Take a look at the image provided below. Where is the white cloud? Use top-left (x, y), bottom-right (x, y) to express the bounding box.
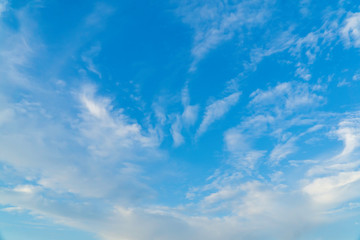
top-left (1, 206), bottom-right (23, 212)
top-left (247, 28), bottom-right (296, 69)
top-left (0, 82), bottom-right (163, 203)
top-left (270, 137), bottom-right (297, 164)
top-left (221, 82), bottom-right (326, 170)
top-left (13, 185), bottom-right (40, 194)
top-left (171, 115), bottom-right (185, 147)
top-left (250, 82), bottom-right (324, 112)
top-left (246, 9), bottom-right (344, 76)
top-left (80, 85), bottom-right (110, 119)
top-left (183, 113), bottom-right (360, 240)
top-left (81, 43), bottom-right (102, 78)
top-left (225, 129), bottom-right (249, 153)
top-left (184, 177), bottom-right (323, 240)
top-left (152, 99), bottom-right (167, 126)
top-left (341, 12), bottom-right (360, 48)
top-left (178, 0), bottom-right (274, 70)
top-left (295, 63), bottom-right (312, 81)
top-left (196, 92), bottom-right (241, 138)
top-left (182, 105), bottom-right (198, 126)
top-left (305, 116), bottom-right (360, 177)
top-left (181, 85), bottom-right (199, 126)
top-left (169, 85), bottom-right (199, 147)
top-left (0, 8), bottom-right (41, 89)
top-left (353, 73), bottom-right (360, 81)
top-left (224, 128), bottom-right (265, 169)
top-left (335, 117), bottom-right (360, 157)
top-left (250, 82), bottom-right (291, 105)
top-left (304, 171), bottom-right (360, 206)
top-left (302, 114), bottom-right (360, 210)
top-left (0, 91), bottom-right (357, 240)
top-left (78, 85), bottom-right (160, 157)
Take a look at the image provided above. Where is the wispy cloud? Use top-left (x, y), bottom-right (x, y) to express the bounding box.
top-left (178, 0), bottom-right (275, 70)
top-left (246, 8), bottom-right (345, 78)
top-left (0, 83), bottom-right (163, 203)
top-left (224, 128), bottom-right (266, 170)
top-left (220, 81), bottom-right (327, 172)
top-left (81, 43), bottom-right (102, 78)
top-left (249, 81), bottom-right (324, 112)
top-left (78, 85), bottom-right (160, 156)
top-left (341, 12), bottom-right (360, 48)
top-left (246, 27), bottom-right (297, 70)
top-left (304, 170), bottom-right (360, 205)
top-left (269, 137), bottom-right (297, 164)
top-left (185, 112), bottom-right (360, 240)
top-left (0, 8), bottom-right (41, 89)
top-left (196, 92), bottom-right (241, 138)
top-left (170, 84), bottom-right (199, 146)
top-left (0, 3), bottom-right (162, 205)
top-left (181, 85), bottom-right (199, 126)
top-left (171, 114), bottom-right (185, 146)
top-left (303, 114), bottom-right (360, 209)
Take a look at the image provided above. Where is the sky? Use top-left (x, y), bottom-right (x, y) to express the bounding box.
top-left (1, 0), bottom-right (360, 239)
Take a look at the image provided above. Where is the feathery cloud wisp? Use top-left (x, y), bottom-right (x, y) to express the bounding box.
top-left (196, 92), bottom-right (241, 138)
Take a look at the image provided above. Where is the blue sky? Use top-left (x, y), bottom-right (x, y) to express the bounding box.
top-left (1, 0), bottom-right (360, 239)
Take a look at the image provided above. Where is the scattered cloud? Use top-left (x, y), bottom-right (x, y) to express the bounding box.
top-left (269, 137), bottom-right (298, 164)
top-left (335, 116), bottom-right (360, 158)
top-left (170, 84), bottom-right (199, 147)
top-left (0, 82), bottom-right (163, 203)
top-left (353, 73), bottom-right (360, 81)
top-left (0, 8), bottom-right (40, 89)
top-left (249, 81), bottom-right (324, 112)
top-left (171, 115), bottom-right (185, 146)
top-left (178, 0), bottom-right (275, 70)
top-left (341, 12), bottom-right (360, 48)
top-left (295, 63), bottom-right (312, 81)
top-left (220, 81), bottom-right (327, 172)
top-left (224, 128), bottom-right (265, 170)
top-left (246, 8), bottom-right (344, 77)
top-left (186, 113), bottom-right (360, 240)
top-left (81, 43), bottom-right (102, 78)
top-left (196, 92), bottom-right (241, 138)
top-left (247, 28), bottom-right (296, 70)
top-left (304, 170), bottom-right (360, 205)
top-left (303, 114), bottom-right (360, 208)
top-left (181, 86), bottom-right (199, 126)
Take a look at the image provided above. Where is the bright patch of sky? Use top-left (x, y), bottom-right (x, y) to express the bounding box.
top-left (1, 0), bottom-right (360, 239)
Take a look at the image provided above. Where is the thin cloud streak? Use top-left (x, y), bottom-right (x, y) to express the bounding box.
top-left (196, 92), bottom-right (241, 138)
